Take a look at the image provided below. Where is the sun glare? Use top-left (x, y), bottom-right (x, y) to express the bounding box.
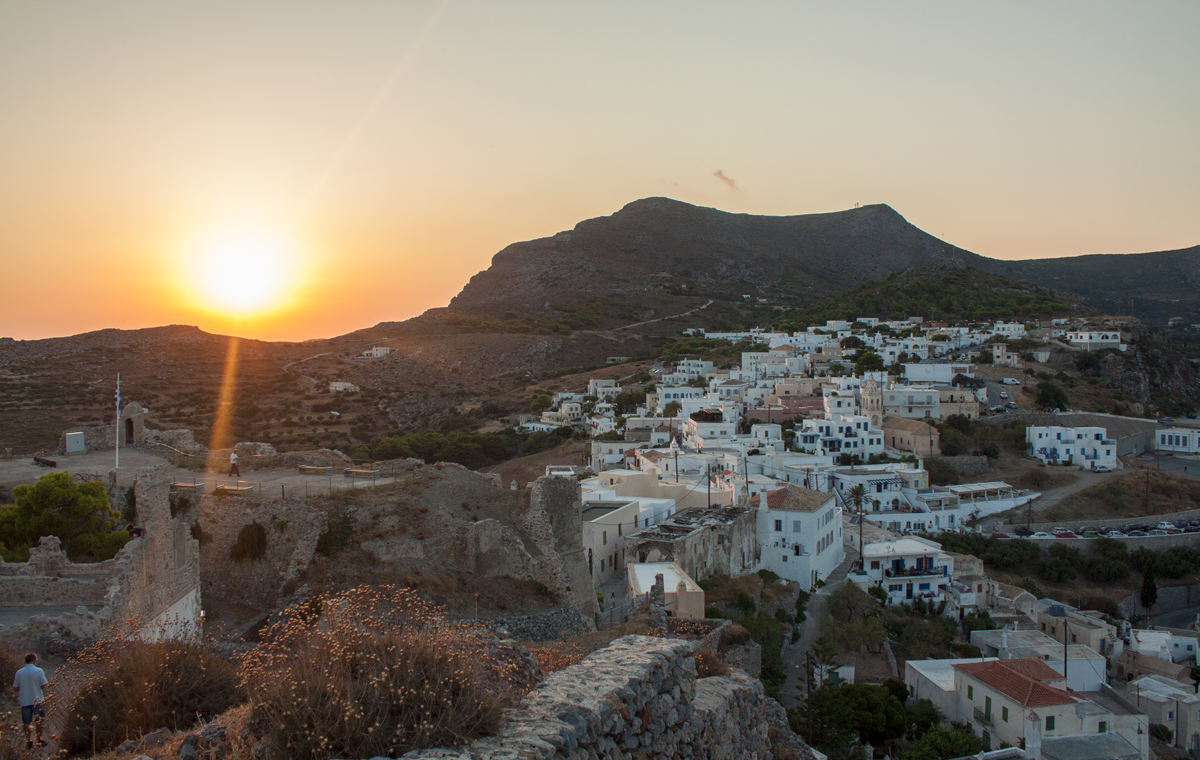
top-left (197, 233), bottom-right (291, 315)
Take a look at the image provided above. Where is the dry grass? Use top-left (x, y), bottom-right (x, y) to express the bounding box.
top-left (761, 578), bottom-right (798, 605)
top-left (1013, 468), bottom-right (1079, 491)
top-left (59, 641), bottom-right (244, 755)
top-left (524, 619), bottom-right (658, 673)
top-left (1042, 470), bottom-right (1200, 522)
top-left (243, 585), bottom-right (536, 760)
top-left (694, 649), bottom-right (729, 678)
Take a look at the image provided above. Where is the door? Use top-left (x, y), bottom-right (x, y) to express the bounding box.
top-left (906, 583), bottom-right (913, 600)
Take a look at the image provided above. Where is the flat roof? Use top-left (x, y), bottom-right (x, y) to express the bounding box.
top-left (906, 657), bottom-right (997, 691)
top-left (946, 482), bottom-right (1013, 493)
top-left (863, 537), bottom-right (943, 557)
top-left (1130, 675), bottom-right (1200, 703)
top-left (1040, 732), bottom-right (1140, 760)
top-left (629, 562), bottom-right (700, 594)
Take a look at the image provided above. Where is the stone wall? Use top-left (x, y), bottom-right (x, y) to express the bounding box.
top-left (185, 494), bottom-right (327, 610)
top-left (1119, 579), bottom-right (1200, 619)
top-left (933, 455), bottom-right (990, 476)
top-left (1015, 508), bottom-right (1200, 533)
top-left (401, 635), bottom-right (816, 759)
top-left (487, 606), bottom-right (590, 641)
top-left (524, 475), bottom-right (598, 626)
top-left (0, 466), bottom-right (201, 643)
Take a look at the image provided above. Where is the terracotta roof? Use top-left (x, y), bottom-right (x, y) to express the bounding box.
top-left (881, 415), bottom-right (938, 434)
top-left (953, 659), bottom-right (1078, 707)
top-left (749, 484), bottom-right (831, 513)
top-left (640, 451), bottom-right (665, 462)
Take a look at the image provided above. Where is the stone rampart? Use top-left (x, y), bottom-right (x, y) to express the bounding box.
top-left (401, 634), bottom-right (814, 759)
top-left (487, 606), bottom-right (590, 641)
top-left (524, 475), bottom-right (598, 626)
top-left (188, 494), bottom-right (327, 610)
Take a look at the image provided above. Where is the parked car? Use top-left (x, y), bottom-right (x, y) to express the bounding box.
top-left (1082, 530), bottom-right (1100, 538)
top-left (1187, 413), bottom-right (1197, 419)
top-left (1156, 522), bottom-right (1175, 530)
top-left (1005, 401), bottom-right (1018, 409)
top-left (1029, 532), bottom-right (1053, 539)
top-left (1014, 526), bottom-right (1032, 536)
top-left (1001, 378), bottom-right (1020, 385)
top-left (1054, 531), bottom-right (1079, 539)
top-left (1159, 417), bottom-right (1174, 424)
top-left (1106, 531), bottom-right (1127, 538)
top-left (1149, 529), bottom-right (1169, 536)
top-left (1094, 466), bottom-right (1112, 473)
top-left (1129, 530), bottom-right (1149, 537)
top-left (989, 406), bottom-right (1007, 414)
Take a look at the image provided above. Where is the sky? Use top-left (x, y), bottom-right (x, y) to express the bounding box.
top-left (1, 1), bottom-right (1197, 342)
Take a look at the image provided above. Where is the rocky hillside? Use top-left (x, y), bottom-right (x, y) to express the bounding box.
top-left (447, 197), bottom-right (1199, 327)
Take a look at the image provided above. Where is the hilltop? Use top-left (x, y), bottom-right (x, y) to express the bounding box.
top-left (447, 197), bottom-right (1200, 327)
top-left (777, 259), bottom-right (1092, 328)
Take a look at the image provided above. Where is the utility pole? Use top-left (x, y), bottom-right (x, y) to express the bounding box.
top-left (1063, 619), bottom-right (1069, 689)
top-left (707, 463), bottom-right (711, 509)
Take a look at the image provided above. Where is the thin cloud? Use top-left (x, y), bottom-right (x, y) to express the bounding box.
top-left (713, 170), bottom-right (738, 190)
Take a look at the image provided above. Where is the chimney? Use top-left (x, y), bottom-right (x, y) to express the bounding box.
top-left (1001, 629), bottom-right (1008, 658)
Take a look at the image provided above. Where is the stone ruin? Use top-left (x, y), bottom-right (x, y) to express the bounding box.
top-left (0, 466), bottom-right (201, 645)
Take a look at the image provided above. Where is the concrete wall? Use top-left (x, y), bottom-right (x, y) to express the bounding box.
top-left (1013, 509), bottom-right (1200, 534)
top-left (402, 635), bottom-right (815, 759)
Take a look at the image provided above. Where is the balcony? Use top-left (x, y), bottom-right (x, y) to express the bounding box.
top-left (973, 707), bottom-right (993, 727)
top-left (884, 565), bottom-right (948, 579)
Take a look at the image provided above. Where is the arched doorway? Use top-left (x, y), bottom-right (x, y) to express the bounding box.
top-left (124, 418), bottom-right (134, 447)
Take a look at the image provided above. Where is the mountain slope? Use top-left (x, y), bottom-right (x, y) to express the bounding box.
top-left (776, 259), bottom-right (1092, 328)
top-left (447, 197), bottom-right (1199, 326)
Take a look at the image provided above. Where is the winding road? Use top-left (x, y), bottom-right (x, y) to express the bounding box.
top-left (612, 300), bottom-right (713, 331)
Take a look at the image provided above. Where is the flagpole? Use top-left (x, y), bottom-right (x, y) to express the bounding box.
top-left (115, 373), bottom-right (120, 470)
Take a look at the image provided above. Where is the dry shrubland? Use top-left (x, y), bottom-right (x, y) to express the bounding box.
top-left (241, 585), bottom-right (537, 760)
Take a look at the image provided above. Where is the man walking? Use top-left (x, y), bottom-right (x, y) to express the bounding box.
top-left (13, 653), bottom-right (48, 749)
top-left (230, 450), bottom-right (240, 478)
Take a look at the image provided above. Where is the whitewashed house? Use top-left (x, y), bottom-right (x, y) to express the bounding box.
top-left (752, 485), bottom-right (843, 589)
top-left (1065, 330), bottom-right (1126, 352)
top-left (329, 381), bottom-right (360, 392)
top-left (1026, 425), bottom-right (1118, 470)
top-left (854, 536), bottom-right (953, 605)
top-left (796, 414), bottom-right (884, 459)
top-left (362, 346), bottom-right (392, 358)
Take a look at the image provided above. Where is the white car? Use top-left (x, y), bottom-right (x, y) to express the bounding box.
top-left (1001, 378), bottom-right (1020, 385)
top-left (999, 391), bottom-right (1009, 399)
top-left (1156, 522), bottom-right (1175, 530)
top-left (1106, 531), bottom-right (1127, 538)
top-left (1029, 532), bottom-right (1053, 539)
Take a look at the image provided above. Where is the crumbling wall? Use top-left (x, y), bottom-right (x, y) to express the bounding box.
top-left (403, 635), bottom-right (816, 759)
top-left (524, 475), bottom-right (597, 625)
top-left (188, 495), bottom-right (327, 610)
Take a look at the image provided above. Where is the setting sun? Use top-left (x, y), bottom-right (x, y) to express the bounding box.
top-left (196, 233), bottom-right (291, 315)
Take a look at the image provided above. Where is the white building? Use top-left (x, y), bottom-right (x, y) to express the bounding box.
top-left (752, 485), bottom-right (843, 589)
top-left (796, 414), bottom-right (884, 459)
top-left (993, 321), bottom-right (1027, 339)
top-left (587, 378), bottom-right (621, 398)
top-left (1026, 425), bottom-right (1118, 470)
top-left (582, 499), bottom-right (641, 585)
top-left (362, 346), bottom-right (392, 358)
top-left (1156, 428), bottom-right (1200, 455)
top-left (854, 536), bottom-right (952, 605)
top-left (902, 363), bottom-right (973, 385)
top-left (1066, 330), bottom-right (1126, 352)
top-left (329, 381), bottom-right (360, 392)
top-left (883, 385), bottom-right (940, 420)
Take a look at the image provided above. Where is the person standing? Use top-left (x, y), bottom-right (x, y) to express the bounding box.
top-left (13, 653), bottom-right (48, 749)
top-left (230, 450), bottom-right (240, 478)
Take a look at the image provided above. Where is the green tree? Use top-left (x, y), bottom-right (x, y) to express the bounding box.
top-left (901, 724), bottom-right (981, 760)
top-left (663, 401), bottom-right (682, 417)
top-left (1036, 381), bottom-right (1069, 409)
top-left (0, 472), bottom-right (127, 561)
top-left (904, 698), bottom-right (943, 741)
top-left (976, 349), bottom-right (993, 364)
top-left (1141, 571), bottom-right (1158, 614)
top-left (612, 391), bottom-right (647, 415)
top-left (855, 352), bottom-right (884, 375)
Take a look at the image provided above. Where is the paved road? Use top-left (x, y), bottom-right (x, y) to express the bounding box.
top-left (1133, 454), bottom-right (1200, 479)
top-left (979, 470), bottom-right (1106, 532)
top-left (1152, 605), bottom-right (1200, 630)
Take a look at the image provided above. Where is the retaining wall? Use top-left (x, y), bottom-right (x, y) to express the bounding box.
top-left (401, 634), bottom-right (815, 759)
top-left (1008, 508), bottom-right (1200, 534)
top-left (936, 455), bottom-right (990, 476)
top-left (1025, 534), bottom-right (1200, 552)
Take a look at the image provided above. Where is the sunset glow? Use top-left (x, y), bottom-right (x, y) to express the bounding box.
top-left (194, 232), bottom-right (294, 317)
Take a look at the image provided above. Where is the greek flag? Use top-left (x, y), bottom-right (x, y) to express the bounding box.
top-left (115, 374), bottom-right (121, 417)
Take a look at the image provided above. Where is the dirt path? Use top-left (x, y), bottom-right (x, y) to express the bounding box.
top-left (980, 470), bottom-right (1105, 531)
top-left (282, 352), bottom-right (332, 387)
top-left (612, 300), bottom-right (713, 331)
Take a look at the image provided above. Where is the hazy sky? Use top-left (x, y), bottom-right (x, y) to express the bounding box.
top-left (2, 1), bottom-right (1197, 342)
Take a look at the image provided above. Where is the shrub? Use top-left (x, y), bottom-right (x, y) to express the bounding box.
top-left (734, 591), bottom-right (757, 616)
top-left (1150, 723), bottom-right (1173, 743)
top-left (0, 473), bottom-right (124, 561)
top-left (1084, 555), bottom-right (1130, 582)
top-left (1013, 577), bottom-right (1044, 598)
top-left (795, 589), bottom-right (811, 623)
top-left (230, 522), bottom-right (268, 562)
top-left (60, 642), bottom-right (243, 754)
top-left (245, 586), bottom-right (524, 760)
top-left (757, 568), bottom-right (780, 584)
top-left (1090, 537), bottom-right (1128, 562)
top-left (122, 486), bottom-right (137, 523)
top-left (316, 508), bottom-right (355, 556)
top-left (1037, 557), bottom-right (1077, 583)
top-left (695, 649), bottom-right (730, 678)
top-left (1047, 543), bottom-right (1082, 564)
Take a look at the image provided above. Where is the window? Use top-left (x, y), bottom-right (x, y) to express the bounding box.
top-left (967, 686), bottom-right (973, 700)
top-left (1002, 706), bottom-right (1008, 723)
top-left (774, 520), bottom-right (782, 532)
top-left (1098, 721), bottom-right (1106, 734)
top-left (1045, 716), bottom-right (1055, 731)
top-left (602, 531), bottom-right (607, 545)
top-left (871, 561), bottom-right (880, 570)
top-left (618, 523), bottom-right (622, 537)
top-left (984, 696), bottom-right (992, 720)
top-left (782, 555), bottom-right (787, 563)
top-left (1168, 711), bottom-right (1175, 721)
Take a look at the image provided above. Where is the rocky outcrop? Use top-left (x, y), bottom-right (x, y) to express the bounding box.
top-left (401, 634), bottom-right (817, 759)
